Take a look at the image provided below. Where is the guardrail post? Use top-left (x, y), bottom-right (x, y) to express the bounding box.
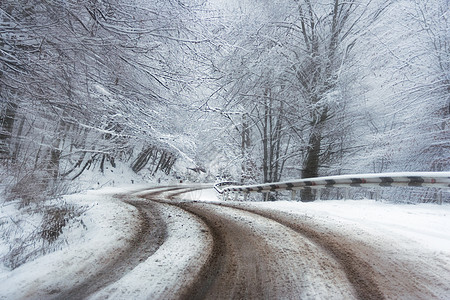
top-left (265, 192), bottom-right (269, 202)
top-left (344, 189), bottom-right (349, 200)
top-left (291, 190), bottom-right (296, 201)
top-left (438, 190), bottom-right (443, 205)
top-left (234, 192), bottom-right (238, 201)
top-left (316, 189), bottom-right (321, 201)
top-left (244, 192), bottom-right (248, 201)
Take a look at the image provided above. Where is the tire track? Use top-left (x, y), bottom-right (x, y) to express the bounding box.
top-left (55, 197), bottom-right (167, 300)
top-left (213, 202), bottom-right (385, 300)
top-left (50, 185), bottom-right (447, 299)
top-left (173, 201), bottom-right (359, 300)
top-left (200, 201), bottom-right (450, 299)
top-left (176, 204), bottom-right (227, 300)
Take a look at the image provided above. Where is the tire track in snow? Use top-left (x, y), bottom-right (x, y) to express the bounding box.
top-left (88, 196), bottom-right (213, 299)
top-left (212, 201), bottom-right (450, 299)
top-left (55, 197), bottom-right (167, 299)
top-left (173, 201), bottom-right (359, 300)
top-left (50, 185), bottom-right (449, 299)
top-left (211, 202), bottom-right (385, 300)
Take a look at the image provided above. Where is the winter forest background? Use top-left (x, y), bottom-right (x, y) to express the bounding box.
top-left (1, 0), bottom-right (448, 203)
top-left (0, 0), bottom-right (449, 270)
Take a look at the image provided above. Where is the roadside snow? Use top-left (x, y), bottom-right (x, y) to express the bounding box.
top-left (251, 199), bottom-right (450, 254)
top-left (89, 200), bottom-right (212, 299)
top-left (181, 189), bottom-right (450, 254)
top-left (0, 187), bottom-right (142, 299)
top-left (0, 185), bottom-right (213, 300)
top-left (180, 188), bottom-right (220, 202)
top-left (1, 185), bottom-right (448, 299)
top-left (0, 201), bottom-right (43, 273)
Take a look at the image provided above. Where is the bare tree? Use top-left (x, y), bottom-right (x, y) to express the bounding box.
top-left (0, 0), bottom-right (208, 204)
top-left (274, 0), bottom-right (391, 200)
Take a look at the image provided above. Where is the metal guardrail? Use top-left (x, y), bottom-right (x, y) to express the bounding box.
top-left (214, 172), bottom-right (450, 202)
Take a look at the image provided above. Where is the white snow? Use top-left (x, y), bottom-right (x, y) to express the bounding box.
top-left (0, 187), bottom-right (142, 299)
top-left (93, 84), bottom-right (112, 97)
top-left (0, 185), bottom-right (212, 299)
top-left (251, 199), bottom-right (450, 254)
top-left (177, 188), bottom-right (450, 254)
top-left (1, 185), bottom-right (449, 299)
top-left (89, 199), bottom-right (212, 299)
top-left (180, 188), bottom-right (220, 202)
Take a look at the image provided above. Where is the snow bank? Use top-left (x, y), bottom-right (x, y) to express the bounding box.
top-left (0, 188), bottom-right (141, 299)
top-left (251, 199), bottom-right (450, 254)
top-left (179, 188), bottom-right (220, 202)
top-left (182, 189), bottom-right (450, 254)
top-left (89, 200), bottom-right (212, 299)
top-left (0, 185), bottom-right (213, 299)
top-left (0, 201), bottom-right (44, 273)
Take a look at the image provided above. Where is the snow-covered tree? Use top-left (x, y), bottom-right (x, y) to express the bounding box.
top-left (0, 0), bottom-right (208, 204)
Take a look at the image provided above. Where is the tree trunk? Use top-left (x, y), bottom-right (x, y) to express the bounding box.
top-left (132, 146), bottom-right (153, 173)
top-left (262, 89), bottom-right (269, 183)
top-left (0, 102), bottom-right (17, 157)
top-left (301, 108), bottom-right (328, 202)
top-left (47, 120), bottom-right (65, 181)
top-left (301, 131), bottom-right (321, 201)
top-left (12, 116), bottom-right (25, 160)
top-left (241, 114), bottom-right (251, 183)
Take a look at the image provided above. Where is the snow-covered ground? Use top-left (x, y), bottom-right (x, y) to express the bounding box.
top-left (0, 186), bottom-right (142, 299)
top-left (0, 185), bottom-right (449, 299)
top-left (0, 185), bottom-right (212, 299)
top-left (182, 188), bottom-right (450, 255)
top-left (180, 188), bottom-right (221, 202)
top-left (89, 198), bottom-right (212, 299)
top-left (253, 199), bottom-right (450, 254)
top-left (176, 188), bottom-right (450, 299)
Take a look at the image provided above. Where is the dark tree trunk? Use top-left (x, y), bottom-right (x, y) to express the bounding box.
top-left (131, 147), bottom-right (153, 173)
top-left (153, 151), bottom-right (166, 175)
top-left (241, 114), bottom-right (251, 183)
top-left (49, 148), bottom-right (61, 180)
top-left (0, 102), bottom-right (17, 157)
top-left (301, 132), bottom-right (321, 201)
top-left (12, 116), bottom-right (25, 160)
top-left (301, 108), bottom-right (328, 202)
top-left (262, 91), bottom-right (269, 183)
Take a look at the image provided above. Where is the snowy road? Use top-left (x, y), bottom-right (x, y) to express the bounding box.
top-left (1, 185), bottom-right (449, 299)
top-left (176, 202), bottom-right (359, 299)
top-left (211, 203), bottom-right (450, 299)
top-left (56, 199), bottom-right (167, 299)
top-left (155, 188), bottom-right (450, 300)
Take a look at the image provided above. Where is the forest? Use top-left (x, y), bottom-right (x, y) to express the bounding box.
top-left (1, 0), bottom-right (448, 206)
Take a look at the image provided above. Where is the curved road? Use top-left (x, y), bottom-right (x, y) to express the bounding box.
top-left (50, 185), bottom-right (450, 299)
top-left (56, 197), bottom-right (167, 299)
top-left (160, 187), bottom-right (450, 300)
top-left (177, 202), bottom-right (359, 299)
